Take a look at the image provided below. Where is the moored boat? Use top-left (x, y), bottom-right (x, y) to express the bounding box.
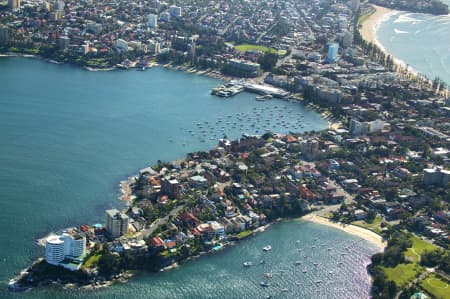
top-left (263, 245), bottom-right (272, 251)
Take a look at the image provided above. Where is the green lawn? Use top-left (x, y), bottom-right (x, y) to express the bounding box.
top-left (420, 273), bottom-right (449, 299)
top-left (83, 250), bottom-right (103, 269)
top-left (352, 215), bottom-right (383, 234)
top-left (236, 230), bottom-right (253, 239)
top-left (381, 263), bottom-right (423, 287)
top-left (405, 236), bottom-right (438, 263)
top-left (234, 44), bottom-right (278, 54)
top-left (122, 232), bottom-right (137, 239)
top-left (357, 11), bottom-right (375, 26)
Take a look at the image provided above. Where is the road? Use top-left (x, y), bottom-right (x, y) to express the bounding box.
top-left (137, 205), bottom-right (184, 241)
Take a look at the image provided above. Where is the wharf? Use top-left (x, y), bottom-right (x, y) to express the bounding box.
top-left (211, 80), bottom-right (289, 98)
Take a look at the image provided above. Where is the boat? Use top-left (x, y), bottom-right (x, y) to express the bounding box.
top-left (303, 269), bottom-right (307, 273)
top-left (263, 245), bottom-right (272, 251)
top-left (243, 261), bottom-right (253, 267)
top-left (264, 272), bottom-right (273, 278)
top-left (281, 288), bottom-right (288, 292)
top-left (313, 263), bottom-right (319, 266)
top-left (295, 261), bottom-right (302, 265)
top-left (260, 281), bottom-right (270, 287)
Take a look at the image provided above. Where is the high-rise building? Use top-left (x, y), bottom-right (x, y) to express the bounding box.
top-left (45, 233), bottom-right (86, 266)
top-left (423, 167), bottom-right (450, 186)
top-left (301, 139), bottom-right (319, 160)
top-left (149, 41), bottom-right (161, 54)
top-left (160, 11), bottom-right (170, 22)
top-left (148, 13), bottom-right (158, 28)
top-left (115, 39), bottom-right (128, 52)
top-left (58, 36), bottom-right (70, 49)
top-left (326, 43), bottom-right (339, 63)
top-left (54, 0), bottom-right (65, 13)
top-left (161, 177), bottom-right (181, 199)
top-left (342, 30), bottom-right (353, 48)
top-left (8, 0), bottom-right (20, 10)
top-left (169, 5), bottom-right (182, 17)
top-left (349, 117), bottom-right (369, 136)
top-left (45, 236), bottom-right (65, 265)
top-left (105, 209), bottom-right (129, 238)
top-left (349, 118), bottom-right (384, 136)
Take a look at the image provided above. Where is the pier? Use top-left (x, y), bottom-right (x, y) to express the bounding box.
top-left (211, 81), bottom-right (290, 99)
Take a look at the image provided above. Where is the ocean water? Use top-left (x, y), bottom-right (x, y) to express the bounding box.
top-left (29, 221), bottom-right (379, 299)
top-left (376, 4), bottom-right (450, 84)
top-left (0, 57), bottom-right (376, 299)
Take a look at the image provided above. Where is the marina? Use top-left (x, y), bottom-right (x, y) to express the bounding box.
top-left (227, 221), bottom-right (380, 298)
top-left (211, 81), bottom-right (290, 99)
top-left (181, 103), bottom-right (321, 146)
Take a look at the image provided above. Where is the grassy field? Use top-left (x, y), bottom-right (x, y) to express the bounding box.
top-left (352, 215), bottom-right (383, 234)
top-left (420, 273), bottom-right (449, 299)
top-left (357, 11), bottom-right (375, 26)
top-left (234, 44), bottom-right (278, 54)
top-left (236, 230), bottom-right (253, 239)
top-left (405, 236), bottom-right (438, 263)
top-left (381, 263), bottom-right (423, 287)
top-left (83, 249), bottom-right (103, 269)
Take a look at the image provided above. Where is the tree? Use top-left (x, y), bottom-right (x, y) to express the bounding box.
top-left (366, 210), bottom-right (377, 223)
top-left (257, 52), bottom-right (278, 71)
top-left (98, 252), bottom-right (121, 276)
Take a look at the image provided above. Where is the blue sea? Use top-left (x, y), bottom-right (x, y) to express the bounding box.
top-left (0, 57), bottom-right (383, 298)
top-left (376, 2), bottom-right (450, 84)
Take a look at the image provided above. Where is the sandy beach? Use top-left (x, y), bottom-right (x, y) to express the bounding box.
top-left (358, 5), bottom-right (420, 75)
top-left (302, 214), bottom-right (387, 251)
top-left (359, 5), bottom-right (395, 44)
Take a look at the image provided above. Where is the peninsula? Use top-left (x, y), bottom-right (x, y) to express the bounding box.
top-left (3, 0), bottom-right (450, 298)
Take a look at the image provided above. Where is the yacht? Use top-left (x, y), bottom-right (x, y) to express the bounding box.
top-left (263, 245), bottom-right (272, 252)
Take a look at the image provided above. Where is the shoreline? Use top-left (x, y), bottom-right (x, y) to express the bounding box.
top-left (359, 5), bottom-right (421, 76)
top-left (359, 5), bottom-right (395, 46)
top-left (302, 214), bottom-right (386, 251)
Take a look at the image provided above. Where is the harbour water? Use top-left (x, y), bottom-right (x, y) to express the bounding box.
top-left (376, 2), bottom-right (450, 84)
top-left (0, 57), bottom-right (375, 298)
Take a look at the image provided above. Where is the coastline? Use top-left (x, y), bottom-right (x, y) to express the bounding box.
top-left (302, 214), bottom-right (387, 251)
top-left (359, 5), bottom-right (415, 73)
top-left (359, 5), bottom-right (395, 46)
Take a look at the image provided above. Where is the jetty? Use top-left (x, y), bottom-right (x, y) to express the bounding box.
top-left (211, 81), bottom-right (289, 98)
